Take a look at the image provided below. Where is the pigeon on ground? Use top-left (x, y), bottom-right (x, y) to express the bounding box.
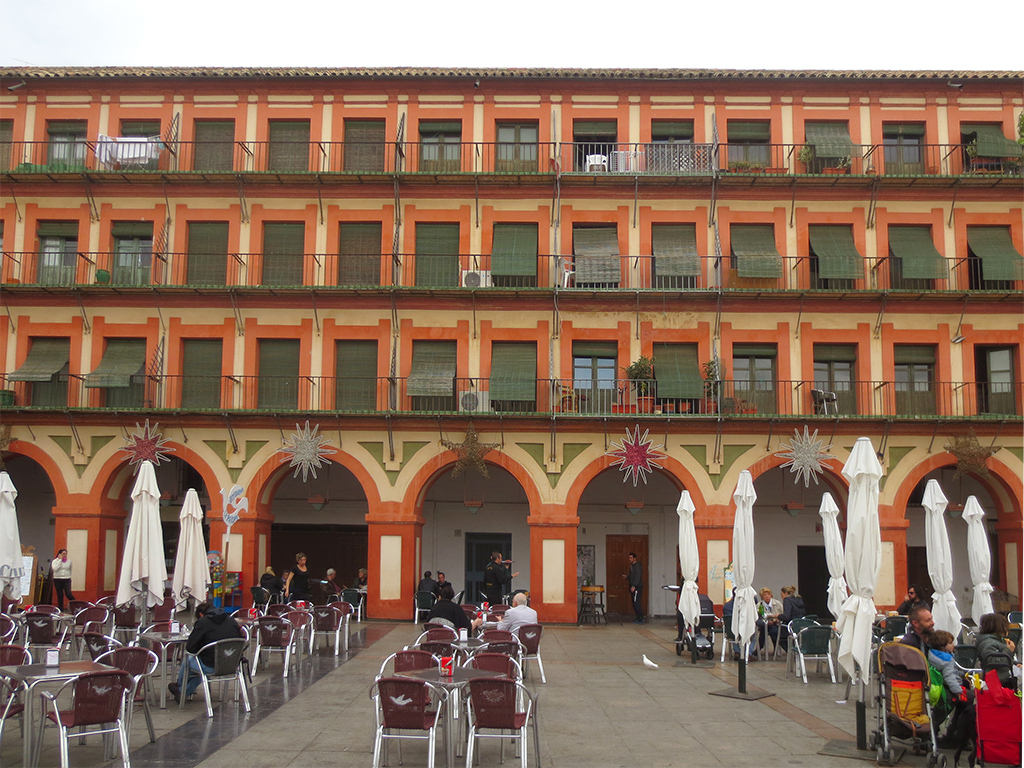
top-left (642, 654), bottom-right (658, 669)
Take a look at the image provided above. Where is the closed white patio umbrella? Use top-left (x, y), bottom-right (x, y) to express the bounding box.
top-left (818, 492), bottom-right (848, 622)
top-left (0, 472), bottom-right (24, 601)
top-left (116, 460), bottom-right (168, 608)
top-left (923, 479), bottom-right (961, 635)
top-left (836, 437), bottom-right (883, 683)
top-left (171, 488), bottom-right (210, 609)
top-left (962, 495), bottom-right (994, 627)
top-left (676, 490), bottom-right (700, 633)
top-left (731, 471), bottom-right (758, 668)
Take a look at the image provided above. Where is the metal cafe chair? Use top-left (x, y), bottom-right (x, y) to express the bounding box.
top-left (369, 677), bottom-right (447, 768)
top-left (464, 677), bottom-right (540, 768)
top-left (37, 670), bottom-right (134, 768)
top-left (181, 637), bottom-right (251, 718)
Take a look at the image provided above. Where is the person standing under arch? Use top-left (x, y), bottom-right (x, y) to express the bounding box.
top-left (483, 552), bottom-right (518, 606)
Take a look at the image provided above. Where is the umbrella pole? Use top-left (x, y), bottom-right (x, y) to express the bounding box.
top-left (689, 621), bottom-right (698, 665)
top-left (738, 656), bottom-right (747, 694)
top-left (856, 671), bottom-right (867, 750)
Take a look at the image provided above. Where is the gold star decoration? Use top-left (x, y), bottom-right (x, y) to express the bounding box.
top-left (440, 422), bottom-right (499, 478)
top-left (0, 424), bottom-right (12, 468)
top-left (944, 430), bottom-right (997, 479)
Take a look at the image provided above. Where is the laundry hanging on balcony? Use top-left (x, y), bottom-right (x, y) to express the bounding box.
top-left (95, 134), bottom-right (165, 169)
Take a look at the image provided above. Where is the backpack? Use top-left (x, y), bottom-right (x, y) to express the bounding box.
top-left (928, 663), bottom-right (950, 710)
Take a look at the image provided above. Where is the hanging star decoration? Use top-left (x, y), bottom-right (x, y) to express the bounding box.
top-left (775, 425), bottom-right (833, 487)
top-left (606, 425), bottom-right (665, 486)
top-left (944, 430), bottom-right (996, 479)
top-left (441, 422), bottom-right (499, 478)
top-left (279, 421), bottom-right (337, 482)
top-left (0, 424), bottom-right (12, 468)
top-left (119, 419), bottom-right (175, 471)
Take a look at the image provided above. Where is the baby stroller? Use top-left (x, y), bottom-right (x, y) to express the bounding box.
top-left (675, 609), bottom-right (717, 659)
top-left (870, 642), bottom-right (946, 767)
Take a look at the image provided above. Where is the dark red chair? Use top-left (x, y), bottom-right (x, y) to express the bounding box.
top-left (37, 670), bottom-right (134, 768)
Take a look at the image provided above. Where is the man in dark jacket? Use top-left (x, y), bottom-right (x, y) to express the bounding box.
top-left (482, 552), bottom-right (518, 606)
top-left (626, 552), bottom-right (644, 624)
top-left (417, 571), bottom-right (438, 594)
top-left (899, 604), bottom-right (935, 654)
top-left (169, 602), bottom-right (243, 702)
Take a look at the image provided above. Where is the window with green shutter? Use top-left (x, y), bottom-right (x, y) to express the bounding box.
top-left (407, 341), bottom-right (456, 411)
top-left (572, 120), bottom-right (617, 172)
top-left (268, 120), bottom-right (310, 172)
top-left (730, 224), bottom-right (782, 280)
top-left (490, 342), bottom-right (537, 411)
top-left (193, 120), bottom-right (235, 172)
top-left (967, 226), bottom-right (1024, 286)
top-left (338, 222), bottom-right (382, 286)
top-left (726, 121), bottom-right (770, 165)
top-left (262, 222), bottom-right (305, 286)
top-left (572, 227), bottom-right (620, 287)
top-left (0, 120), bottom-right (13, 172)
top-left (882, 123), bottom-right (925, 174)
top-left (495, 122), bottom-right (538, 172)
top-left (808, 225), bottom-right (863, 287)
top-left (813, 344), bottom-right (857, 414)
top-left (419, 121), bottom-right (462, 172)
top-left (258, 339), bottom-right (301, 410)
top-left (85, 338), bottom-right (147, 408)
top-left (731, 344), bottom-right (776, 414)
top-left (181, 339), bottom-right (223, 410)
top-left (652, 343), bottom-right (702, 402)
top-left (804, 122), bottom-right (854, 160)
top-left (491, 223), bottom-right (538, 287)
top-left (960, 124), bottom-right (1021, 159)
top-left (36, 221), bottom-right (78, 286)
top-left (344, 119), bottom-right (385, 172)
top-left (888, 226), bottom-right (946, 288)
top-left (415, 223), bottom-right (459, 287)
top-left (8, 337), bottom-right (70, 408)
top-left (894, 345), bottom-right (936, 416)
top-left (186, 221), bottom-right (229, 285)
top-left (335, 340), bottom-right (379, 411)
top-left (652, 224), bottom-right (699, 289)
top-left (111, 221), bottom-right (154, 285)
top-left (47, 120), bottom-right (88, 169)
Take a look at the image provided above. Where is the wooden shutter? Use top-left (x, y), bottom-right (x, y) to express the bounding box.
top-left (407, 341), bottom-right (457, 396)
top-left (731, 225), bottom-right (782, 278)
top-left (85, 339), bottom-right (146, 388)
top-left (262, 222), bottom-right (305, 286)
top-left (335, 340), bottom-right (378, 410)
top-left (415, 223), bottom-right (459, 287)
top-left (8, 338), bottom-right (70, 382)
top-left (808, 225), bottom-right (863, 279)
top-left (268, 121), bottom-right (310, 172)
top-left (181, 339), bottom-right (223, 409)
top-left (344, 119), bottom-right (385, 171)
top-left (652, 224), bottom-right (700, 277)
top-left (967, 227), bottom-right (1024, 281)
top-left (193, 120), bottom-right (235, 171)
top-left (258, 339), bottom-right (301, 409)
top-left (490, 342), bottom-right (537, 402)
top-left (0, 120), bottom-right (13, 172)
top-left (804, 123), bottom-right (854, 158)
top-left (339, 222), bottom-right (382, 286)
top-left (572, 227), bottom-right (620, 285)
top-left (186, 222), bottom-right (229, 285)
top-left (652, 343), bottom-right (702, 399)
top-left (491, 223), bottom-right (538, 278)
top-left (888, 227), bottom-right (946, 280)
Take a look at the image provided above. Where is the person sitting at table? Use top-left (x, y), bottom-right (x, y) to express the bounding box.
top-left (324, 568), bottom-right (344, 598)
top-left (497, 591), bottom-right (537, 633)
top-left (417, 571), bottom-right (438, 594)
top-left (431, 572), bottom-right (449, 597)
top-left (426, 582), bottom-right (482, 632)
top-left (777, 585), bottom-right (806, 651)
top-left (896, 584), bottom-right (929, 616)
top-left (260, 566), bottom-right (282, 597)
top-left (756, 587), bottom-right (784, 651)
top-left (168, 601), bottom-right (243, 703)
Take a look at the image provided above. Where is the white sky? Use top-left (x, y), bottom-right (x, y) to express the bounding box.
top-left (0, 0), bottom-right (1020, 72)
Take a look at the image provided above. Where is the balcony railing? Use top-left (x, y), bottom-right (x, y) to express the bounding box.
top-left (3, 375), bottom-right (1019, 419)
top-left (3, 140), bottom-right (1019, 179)
top-left (5, 251), bottom-right (1018, 294)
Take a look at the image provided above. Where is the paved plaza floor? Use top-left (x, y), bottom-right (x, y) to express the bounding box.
top-left (1, 618), bottom-right (961, 767)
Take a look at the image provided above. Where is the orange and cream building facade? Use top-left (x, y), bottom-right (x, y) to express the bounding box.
top-left (0, 67), bottom-right (1021, 622)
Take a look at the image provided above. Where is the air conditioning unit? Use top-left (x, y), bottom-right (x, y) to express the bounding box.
top-left (458, 389), bottom-right (491, 413)
top-left (461, 269), bottom-right (492, 288)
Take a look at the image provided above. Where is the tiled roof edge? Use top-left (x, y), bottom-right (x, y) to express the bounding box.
top-left (0, 66), bottom-right (1021, 80)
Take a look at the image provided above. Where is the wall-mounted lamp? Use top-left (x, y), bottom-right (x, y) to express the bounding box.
top-left (625, 501), bottom-right (644, 515)
top-left (464, 499), bottom-right (483, 514)
top-left (783, 501), bottom-right (804, 517)
top-left (945, 502), bottom-right (965, 518)
top-left (947, 82), bottom-right (963, 89)
top-left (307, 494), bottom-right (328, 511)
top-left (159, 492), bottom-right (177, 507)
top-left (6, 81), bottom-right (27, 92)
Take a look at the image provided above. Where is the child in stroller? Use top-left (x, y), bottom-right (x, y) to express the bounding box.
top-left (870, 641), bottom-right (946, 767)
top-left (926, 630), bottom-right (972, 748)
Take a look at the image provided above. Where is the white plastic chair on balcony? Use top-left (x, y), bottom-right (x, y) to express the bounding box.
top-left (585, 154), bottom-right (608, 172)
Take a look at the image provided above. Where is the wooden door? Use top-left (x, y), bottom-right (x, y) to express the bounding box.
top-left (606, 534), bottom-right (648, 616)
top-left (797, 545), bottom-right (829, 618)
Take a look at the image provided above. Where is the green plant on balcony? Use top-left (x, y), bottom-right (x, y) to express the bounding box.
top-left (623, 355), bottom-right (655, 397)
top-left (728, 160), bottom-right (765, 173)
top-left (797, 144), bottom-right (815, 167)
top-left (701, 358), bottom-right (721, 403)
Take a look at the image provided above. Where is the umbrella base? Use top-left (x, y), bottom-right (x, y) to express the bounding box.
top-left (674, 660), bottom-right (716, 668)
top-left (708, 687), bottom-right (774, 701)
top-left (819, 739), bottom-right (904, 763)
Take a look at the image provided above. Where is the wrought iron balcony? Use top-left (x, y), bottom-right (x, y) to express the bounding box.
top-left (5, 251), bottom-right (1019, 294)
top-left (2, 375), bottom-right (1019, 420)
top-left (4, 140), bottom-right (1019, 179)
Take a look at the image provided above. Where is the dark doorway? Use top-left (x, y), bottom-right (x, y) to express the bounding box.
top-left (465, 533), bottom-right (513, 604)
top-left (907, 546), bottom-right (933, 603)
top-left (271, 524), bottom-right (367, 601)
top-left (797, 545), bottom-right (830, 618)
top-left (606, 534), bottom-right (648, 617)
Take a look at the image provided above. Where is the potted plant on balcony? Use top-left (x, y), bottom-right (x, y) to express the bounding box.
top-left (823, 155), bottom-right (852, 175)
top-left (797, 143), bottom-right (815, 171)
top-left (701, 358), bottom-right (720, 414)
top-left (727, 160), bottom-right (765, 173)
top-left (623, 355), bottom-right (655, 413)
